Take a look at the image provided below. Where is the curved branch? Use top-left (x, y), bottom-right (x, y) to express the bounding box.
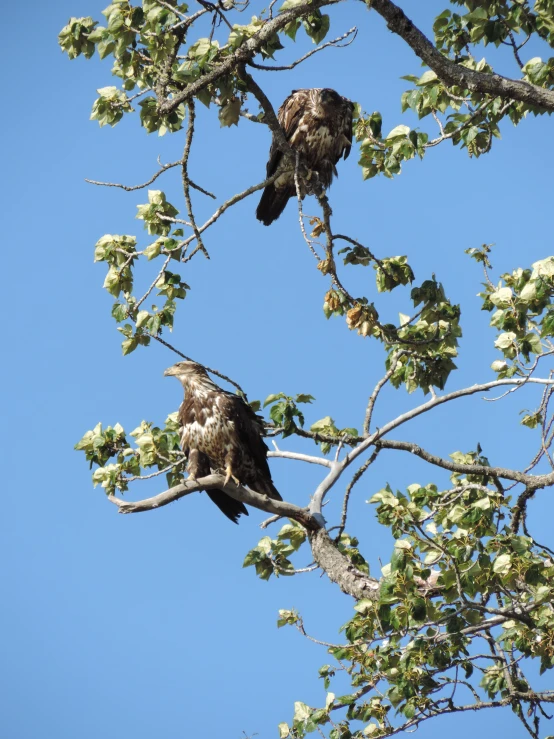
top-left (181, 100), bottom-right (210, 259)
top-left (369, 0), bottom-right (554, 111)
top-left (179, 173), bottom-right (279, 260)
top-left (108, 472), bottom-right (383, 600)
top-left (309, 376), bottom-right (554, 516)
top-left (376, 439), bottom-right (546, 487)
top-left (108, 473), bottom-right (319, 527)
top-left (308, 527), bottom-right (380, 600)
top-left (85, 159), bottom-right (182, 191)
top-left (248, 26), bottom-right (357, 71)
top-left (158, 0), bottom-right (554, 116)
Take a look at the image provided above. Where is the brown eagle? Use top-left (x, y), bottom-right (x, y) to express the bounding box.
top-left (256, 88), bottom-right (355, 226)
top-left (164, 361), bottom-right (282, 523)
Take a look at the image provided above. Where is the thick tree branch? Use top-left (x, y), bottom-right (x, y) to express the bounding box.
top-left (368, 0), bottom-right (554, 112)
top-left (158, 0), bottom-right (342, 115)
top-left (308, 527), bottom-right (380, 600)
top-left (108, 473), bottom-right (383, 600)
top-left (376, 439), bottom-right (549, 488)
top-left (108, 473), bottom-right (319, 528)
top-left (309, 376), bottom-right (554, 517)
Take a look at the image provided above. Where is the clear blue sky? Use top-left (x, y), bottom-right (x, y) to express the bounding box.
top-left (2, 1), bottom-right (554, 737)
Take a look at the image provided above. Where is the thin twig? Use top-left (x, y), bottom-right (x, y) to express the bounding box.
top-left (86, 160), bottom-right (182, 191)
top-left (182, 100), bottom-right (210, 259)
top-left (248, 27), bottom-right (357, 71)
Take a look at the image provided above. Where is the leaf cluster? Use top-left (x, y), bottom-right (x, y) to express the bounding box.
top-left (476, 255), bottom-right (554, 377)
top-left (75, 412), bottom-right (185, 494)
top-left (243, 520), bottom-right (307, 579)
top-left (93, 191), bottom-right (189, 355)
top-left (310, 416), bottom-right (358, 455)
top-left (277, 465), bottom-right (554, 738)
top-left (264, 393), bottom-right (315, 437)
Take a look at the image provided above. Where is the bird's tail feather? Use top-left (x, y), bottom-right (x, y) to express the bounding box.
top-left (254, 477), bottom-right (283, 501)
top-left (206, 490), bottom-right (249, 524)
top-left (256, 184), bottom-right (294, 226)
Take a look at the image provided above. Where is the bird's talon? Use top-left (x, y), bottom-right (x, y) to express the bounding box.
top-left (224, 465), bottom-right (241, 487)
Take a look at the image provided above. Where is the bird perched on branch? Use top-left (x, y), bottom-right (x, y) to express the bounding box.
top-left (164, 361), bottom-right (282, 523)
top-left (256, 88), bottom-right (355, 226)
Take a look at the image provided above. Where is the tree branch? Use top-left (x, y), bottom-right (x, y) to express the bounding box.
top-left (268, 449), bottom-right (333, 468)
top-left (248, 26), bottom-right (357, 71)
top-left (375, 439), bottom-right (547, 487)
top-left (158, 0), bottom-right (343, 115)
top-left (108, 473), bottom-right (319, 527)
top-left (308, 376), bottom-right (554, 517)
top-left (108, 472), bottom-right (383, 600)
top-left (308, 527), bottom-right (381, 600)
top-left (368, 0), bottom-right (554, 111)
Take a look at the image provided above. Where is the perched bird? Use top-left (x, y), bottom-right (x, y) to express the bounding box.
top-left (256, 88), bottom-right (355, 226)
top-left (164, 361), bottom-right (282, 523)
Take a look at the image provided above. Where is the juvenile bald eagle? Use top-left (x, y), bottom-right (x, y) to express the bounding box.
top-left (256, 88), bottom-right (355, 226)
top-left (164, 361), bottom-right (281, 523)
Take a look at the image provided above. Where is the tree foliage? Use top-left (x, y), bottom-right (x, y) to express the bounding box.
top-left (62, 1), bottom-right (554, 737)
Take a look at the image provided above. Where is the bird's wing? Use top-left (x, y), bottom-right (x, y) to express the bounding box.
top-left (265, 89), bottom-right (309, 177)
top-left (341, 99), bottom-right (355, 161)
top-left (177, 396), bottom-right (192, 436)
top-left (224, 395), bottom-right (273, 476)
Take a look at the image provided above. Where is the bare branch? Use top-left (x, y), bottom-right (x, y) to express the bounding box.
top-left (309, 375), bottom-right (554, 517)
top-left (363, 352), bottom-right (402, 436)
top-left (143, 332), bottom-right (247, 395)
top-left (248, 27), bottom-right (357, 71)
top-left (181, 100), bottom-right (210, 259)
top-left (375, 439), bottom-right (544, 487)
top-left (336, 448), bottom-right (380, 540)
top-left (267, 449), bottom-right (333, 468)
top-left (179, 173), bottom-right (279, 260)
top-left (109, 473), bottom-right (319, 527)
top-left (85, 159), bottom-right (182, 192)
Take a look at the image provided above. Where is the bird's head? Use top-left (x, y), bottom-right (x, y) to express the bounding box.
top-left (164, 360), bottom-right (209, 385)
top-left (319, 88), bottom-right (342, 107)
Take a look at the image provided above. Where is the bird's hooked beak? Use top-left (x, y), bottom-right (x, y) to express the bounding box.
top-left (164, 365), bottom-right (177, 377)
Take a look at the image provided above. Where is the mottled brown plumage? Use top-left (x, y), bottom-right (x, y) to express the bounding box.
top-left (164, 361), bottom-right (281, 523)
top-left (256, 88), bottom-right (355, 226)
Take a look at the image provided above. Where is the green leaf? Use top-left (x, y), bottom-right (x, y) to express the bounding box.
top-left (294, 702), bottom-right (312, 722)
top-left (385, 124), bottom-right (410, 140)
top-left (302, 12), bottom-right (330, 45)
top-left (280, 0), bottom-right (304, 10)
top-left (122, 337), bottom-right (138, 355)
top-left (264, 393), bottom-right (283, 407)
top-left (218, 98), bottom-right (241, 127)
top-left (489, 286), bottom-right (512, 308)
top-left (493, 553), bottom-right (511, 575)
top-left (135, 310), bottom-right (150, 328)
